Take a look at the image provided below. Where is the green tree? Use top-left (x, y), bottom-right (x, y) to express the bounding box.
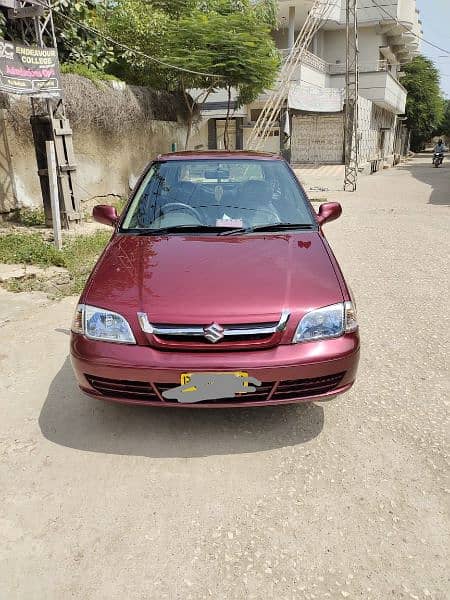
top-left (52, 0), bottom-right (115, 71)
top-left (402, 56), bottom-right (445, 151)
top-left (165, 7), bottom-right (279, 148)
top-left (106, 0), bottom-right (174, 89)
top-left (0, 1), bottom-right (114, 71)
top-left (107, 0), bottom-right (216, 147)
top-left (107, 0), bottom-right (280, 149)
top-left (436, 99), bottom-right (450, 139)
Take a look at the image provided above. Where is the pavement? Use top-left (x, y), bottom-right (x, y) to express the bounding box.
top-left (0, 155), bottom-right (449, 600)
top-left (293, 163), bottom-right (346, 196)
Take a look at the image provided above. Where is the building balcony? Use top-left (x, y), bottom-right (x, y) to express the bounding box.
top-left (196, 48), bottom-right (407, 120)
top-left (328, 59), bottom-right (390, 74)
top-left (275, 1), bottom-right (420, 64)
top-left (280, 48), bottom-right (329, 73)
top-left (276, 50), bottom-right (407, 114)
top-left (330, 68), bottom-right (407, 114)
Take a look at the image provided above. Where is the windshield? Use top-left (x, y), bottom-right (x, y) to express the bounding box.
top-left (121, 159), bottom-right (315, 232)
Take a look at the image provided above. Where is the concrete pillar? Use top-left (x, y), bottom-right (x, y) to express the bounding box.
top-left (0, 109), bottom-right (18, 215)
top-left (312, 33), bottom-right (319, 55)
top-left (288, 6), bottom-right (295, 50)
top-left (207, 119), bottom-right (217, 150)
top-left (235, 118), bottom-right (243, 150)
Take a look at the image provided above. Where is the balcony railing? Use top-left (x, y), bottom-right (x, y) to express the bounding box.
top-left (279, 48), bottom-right (329, 73)
top-left (279, 49), bottom-right (391, 76)
top-left (302, 50), bottom-right (330, 73)
top-left (329, 60), bottom-right (389, 74)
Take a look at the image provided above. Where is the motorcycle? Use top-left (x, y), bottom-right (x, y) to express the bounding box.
top-left (433, 152), bottom-right (444, 167)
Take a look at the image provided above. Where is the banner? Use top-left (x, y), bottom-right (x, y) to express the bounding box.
top-left (288, 85), bottom-right (344, 113)
top-left (0, 39), bottom-right (62, 97)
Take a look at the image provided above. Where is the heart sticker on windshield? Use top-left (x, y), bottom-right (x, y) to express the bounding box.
top-left (298, 241), bottom-right (311, 248)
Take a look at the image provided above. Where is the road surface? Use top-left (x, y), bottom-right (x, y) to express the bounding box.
top-left (0, 155), bottom-right (448, 599)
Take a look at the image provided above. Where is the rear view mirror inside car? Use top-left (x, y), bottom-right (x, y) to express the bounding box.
top-left (204, 169), bottom-right (230, 180)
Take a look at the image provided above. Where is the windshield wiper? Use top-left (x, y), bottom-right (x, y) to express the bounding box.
top-left (219, 223), bottom-right (315, 236)
top-left (132, 225), bottom-right (235, 236)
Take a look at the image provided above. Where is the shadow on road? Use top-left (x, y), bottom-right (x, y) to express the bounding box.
top-left (39, 357), bottom-right (324, 458)
top-left (398, 152), bottom-right (449, 206)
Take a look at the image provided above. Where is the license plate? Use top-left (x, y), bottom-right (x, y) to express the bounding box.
top-left (180, 371), bottom-right (249, 389)
top-left (161, 371), bottom-right (257, 403)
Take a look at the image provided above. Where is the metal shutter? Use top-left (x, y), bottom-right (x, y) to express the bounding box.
top-left (291, 113), bottom-right (344, 163)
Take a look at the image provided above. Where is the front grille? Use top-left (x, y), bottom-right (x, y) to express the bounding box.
top-left (153, 322), bottom-right (279, 330)
top-left (155, 333), bottom-right (271, 344)
top-left (86, 375), bottom-right (160, 401)
top-left (271, 373), bottom-right (345, 401)
top-left (138, 312), bottom-right (291, 351)
top-left (151, 321), bottom-right (279, 349)
top-left (85, 372), bottom-right (346, 404)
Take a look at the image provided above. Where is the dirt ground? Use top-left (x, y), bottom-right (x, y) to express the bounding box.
top-left (0, 155), bottom-right (449, 599)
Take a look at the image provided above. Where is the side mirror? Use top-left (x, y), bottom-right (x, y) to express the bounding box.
top-left (93, 204), bottom-right (118, 227)
top-left (317, 202), bottom-right (342, 226)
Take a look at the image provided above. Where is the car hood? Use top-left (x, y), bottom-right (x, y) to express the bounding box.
top-left (84, 233), bottom-right (343, 324)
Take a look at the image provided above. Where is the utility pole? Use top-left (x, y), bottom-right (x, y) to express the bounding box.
top-left (343, 0), bottom-right (359, 191)
top-left (1, 0), bottom-right (80, 227)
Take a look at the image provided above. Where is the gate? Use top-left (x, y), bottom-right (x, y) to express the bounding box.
top-left (291, 113), bottom-right (344, 164)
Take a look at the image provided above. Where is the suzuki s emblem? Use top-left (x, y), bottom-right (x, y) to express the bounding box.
top-left (203, 322), bottom-right (225, 343)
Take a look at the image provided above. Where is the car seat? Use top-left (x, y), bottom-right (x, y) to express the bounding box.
top-left (238, 180), bottom-right (279, 226)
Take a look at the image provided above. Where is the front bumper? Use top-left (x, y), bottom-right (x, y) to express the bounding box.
top-left (70, 333), bottom-right (360, 408)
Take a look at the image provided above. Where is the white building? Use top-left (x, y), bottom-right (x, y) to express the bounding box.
top-left (198, 0), bottom-right (421, 171)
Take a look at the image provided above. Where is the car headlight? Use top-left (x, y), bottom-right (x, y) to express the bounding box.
top-left (293, 302), bottom-right (358, 343)
top-left (71, 304), bottom-right (136, 344)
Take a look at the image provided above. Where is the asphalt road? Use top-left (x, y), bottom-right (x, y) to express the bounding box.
top-left (0, 155), bottom-right (449, 599)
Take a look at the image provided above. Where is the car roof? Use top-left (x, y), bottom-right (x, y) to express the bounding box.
top-left (156, 150), bottom-right (284, 161)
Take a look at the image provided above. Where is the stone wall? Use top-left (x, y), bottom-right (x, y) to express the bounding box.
top-left (0, 76), bottom-right (207, 215)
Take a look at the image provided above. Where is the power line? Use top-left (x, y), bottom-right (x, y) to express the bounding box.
top-left (31, 1), bottom-right (224, 79)
top-left (371, 0), bottom-right (450, 55)
top-left (57, 13), bottom-right (224, 79)
top-left (29, 0), bottom-right (450, 59)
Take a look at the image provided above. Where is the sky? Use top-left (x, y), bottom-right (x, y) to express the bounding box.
top-left (416, 0), bottom-right (450, 98)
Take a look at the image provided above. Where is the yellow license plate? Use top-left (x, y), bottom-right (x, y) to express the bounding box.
top-left (180, 371), bottom-right (249, 391)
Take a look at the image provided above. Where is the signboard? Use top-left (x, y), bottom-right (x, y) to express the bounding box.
top-left (0, 39), bottom-right (62, 97)
top-left (288, 85), bottom-right (344, 113)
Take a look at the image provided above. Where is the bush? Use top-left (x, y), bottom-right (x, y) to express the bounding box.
top-left (14, 207), bottom-right (46, 227)
top-left (62, 230), bottom-right (112, 293)
top-left (0, 230), bottom-right (112, 296)
top-left (0, 233), bottom-right (64, 266)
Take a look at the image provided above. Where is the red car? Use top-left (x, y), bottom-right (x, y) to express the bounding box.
top-left (70, 151), bottom-right (359, 408)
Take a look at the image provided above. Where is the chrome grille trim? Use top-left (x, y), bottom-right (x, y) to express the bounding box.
top-left (137, 310), bottom-right (290, 338)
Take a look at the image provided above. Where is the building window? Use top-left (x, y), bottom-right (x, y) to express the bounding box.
top-left (251, 109), bottom-right (262, 122)
top-left (251, 109), bottom-right (281, 123)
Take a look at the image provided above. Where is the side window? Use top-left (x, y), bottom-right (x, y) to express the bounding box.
top-left (122, 165), bottom-right (157, 229)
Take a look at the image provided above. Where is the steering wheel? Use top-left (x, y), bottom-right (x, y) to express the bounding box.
top-left (156, 202), bottom-right (203, 223)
